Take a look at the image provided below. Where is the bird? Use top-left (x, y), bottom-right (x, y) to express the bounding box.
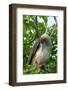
top-left (28, 33), bottom-right (51, 69)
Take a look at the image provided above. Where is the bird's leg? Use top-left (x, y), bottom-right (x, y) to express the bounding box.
top-left (35, 61), bottom-right (44, 68)
top-left (37, 64), bottom-right (44, 68)
top-left (35, 62), bottom-right (51, 73)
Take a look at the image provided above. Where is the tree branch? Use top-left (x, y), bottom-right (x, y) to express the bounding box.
top-left (54, 16), bottom-right (58, 27)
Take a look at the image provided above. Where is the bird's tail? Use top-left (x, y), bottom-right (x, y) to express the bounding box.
top-left (40, 66), bottom-right (51, 73)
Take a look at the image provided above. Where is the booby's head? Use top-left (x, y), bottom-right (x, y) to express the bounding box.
top-left (40, 33), bottom-right (51, 47)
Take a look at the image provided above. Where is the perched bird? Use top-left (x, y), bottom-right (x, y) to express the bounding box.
top-left (28, 33), bottom-right (51, 69)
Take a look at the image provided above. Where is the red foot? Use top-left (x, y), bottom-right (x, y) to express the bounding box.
top-left (37, 64), bottom-right (44, 68)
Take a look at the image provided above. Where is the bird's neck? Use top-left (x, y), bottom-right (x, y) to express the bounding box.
top-left (40, 43), bottom-right (45, 51)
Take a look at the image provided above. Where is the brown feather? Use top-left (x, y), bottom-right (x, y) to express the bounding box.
top-left (28, 38), bottom-right (40, 64)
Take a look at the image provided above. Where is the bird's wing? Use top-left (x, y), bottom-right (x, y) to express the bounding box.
top-left (28, 38), bottom-right (40, 64)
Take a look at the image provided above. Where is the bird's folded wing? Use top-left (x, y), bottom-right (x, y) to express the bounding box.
top-left (28, 38), bottom-right (40, 64)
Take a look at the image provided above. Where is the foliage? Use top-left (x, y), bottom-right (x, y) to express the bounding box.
top-left (23, 15), bottom-right (57, 74)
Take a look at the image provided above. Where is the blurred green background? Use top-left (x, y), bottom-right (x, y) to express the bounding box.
top-left (23, 15), bottom-right (57, 74)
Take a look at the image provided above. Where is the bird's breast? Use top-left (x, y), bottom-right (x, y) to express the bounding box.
top-left (33, 47), bottom-right (50, 64)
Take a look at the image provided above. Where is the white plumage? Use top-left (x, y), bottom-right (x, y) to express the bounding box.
top-left (32, 43), bottom-right (50, 65)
